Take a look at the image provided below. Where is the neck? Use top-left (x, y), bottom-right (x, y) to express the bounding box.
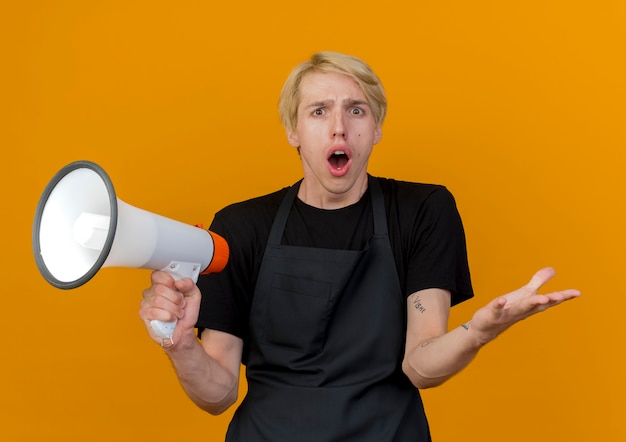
top-left (297, 175), bottom-right (369, 210)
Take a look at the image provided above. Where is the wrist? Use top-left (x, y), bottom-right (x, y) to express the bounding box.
top-left (163, 328), bottom-right (198, 354)
top-left (460, 321), bottom-right (492, 349)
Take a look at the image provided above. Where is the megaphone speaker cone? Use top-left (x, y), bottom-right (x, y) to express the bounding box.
top-left (32, 161), bottom-right (117, 289)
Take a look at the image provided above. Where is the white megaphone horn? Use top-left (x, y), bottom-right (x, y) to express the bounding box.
top-left (32, 160), bottom-right (229, 341)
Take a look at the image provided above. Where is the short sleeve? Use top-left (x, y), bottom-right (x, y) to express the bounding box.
top-left (404, 187), bottom-right (473, 306)
top-left (196, 212), bottom-right (250, 339)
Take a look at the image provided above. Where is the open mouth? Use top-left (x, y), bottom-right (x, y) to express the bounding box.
top-left (328, 150), bottom-right (350, 170)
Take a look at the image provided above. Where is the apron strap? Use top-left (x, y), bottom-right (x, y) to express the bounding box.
top-left (267, 180), bottom-right (301, 246)
top-left (368, 175), bottom-right (388, 237)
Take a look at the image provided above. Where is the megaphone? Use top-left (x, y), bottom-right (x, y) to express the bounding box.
top-left (32, 160), bottom-right (229, 341)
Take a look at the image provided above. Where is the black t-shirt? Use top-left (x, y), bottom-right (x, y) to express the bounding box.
top-left (197, 176), bottom-right (474, 340)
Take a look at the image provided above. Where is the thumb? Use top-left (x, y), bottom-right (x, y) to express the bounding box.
top-left (173, 277), bottom-right (197, 295)
top-left (526, 267), bottom-right (556, 293)
top-left (488, 296), bottom-right (508, 320)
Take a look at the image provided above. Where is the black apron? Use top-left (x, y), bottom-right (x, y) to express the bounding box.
top-left (226, 176), bottom-right (431, 441)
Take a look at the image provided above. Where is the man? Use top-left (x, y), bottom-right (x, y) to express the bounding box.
top-left (139, 52), bottom-right (580, 441)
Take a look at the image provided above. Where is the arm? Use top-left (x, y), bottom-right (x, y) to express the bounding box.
top-left (402, 267), bottom-right (581, 389)
top-left (139, 271), bottom-right (243, 415)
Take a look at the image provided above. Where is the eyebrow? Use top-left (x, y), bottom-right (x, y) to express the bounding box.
top-left (304, 99), bottom-right (370, 109)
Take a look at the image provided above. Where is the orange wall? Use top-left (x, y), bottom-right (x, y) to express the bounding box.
top-left (2, 1), bottom-right (624, 440)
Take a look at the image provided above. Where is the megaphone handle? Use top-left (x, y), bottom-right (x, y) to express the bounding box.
top-left (150, 261), bottom-right (202, 342)
top-left (150, 318), bottom-right (178, 341)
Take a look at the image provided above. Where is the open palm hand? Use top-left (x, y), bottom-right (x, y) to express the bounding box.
top-left (470, 267), bottom-right (581, 345)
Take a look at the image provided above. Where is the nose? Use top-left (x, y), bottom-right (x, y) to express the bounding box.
top-left (332, 112), bottom-right (346, 138)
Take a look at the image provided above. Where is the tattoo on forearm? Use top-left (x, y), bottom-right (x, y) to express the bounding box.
top-left (412, 296), bottom-right (426, 313)
top-left (420, 338), bottom-right (437, 348)
top-left (461, 322), bottom-right (470, 331)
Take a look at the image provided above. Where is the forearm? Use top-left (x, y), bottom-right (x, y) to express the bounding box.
top-left (403, 268), bottom-right (581, 389)
top-left (164, 331), bottom-right (239, 415)
top-left (402, 321), bottom-right (484, 389)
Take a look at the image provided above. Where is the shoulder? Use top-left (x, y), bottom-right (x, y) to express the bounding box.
top-left (374, 176), bottom-right (458, 215)
top-left (209, 186), bottom-right (291, 249)
top-left (373, 176), bottom-right (466, 258)
top-left (215, 187), bottom-right (290, 221)
top-left (373, 177), bottom-right (473, 304)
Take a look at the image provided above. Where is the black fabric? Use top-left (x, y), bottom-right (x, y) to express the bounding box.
top-left (197, 176), bottom-right (473, 340)
top-left (225, 176), bottom-right (431, 441)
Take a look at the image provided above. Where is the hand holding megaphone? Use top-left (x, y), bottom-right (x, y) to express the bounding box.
top-left (32, 161), bottom-right (229, 343)
top-left (140, 268), bottom-right (204, 348)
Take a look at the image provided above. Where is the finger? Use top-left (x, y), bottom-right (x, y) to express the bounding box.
top-left (139, 295), bottom-right (181, 321)
top-left (173, 277), bottom-right (197, 295)
top-left (140, 283), bottom-right (185, 320)
top-left (560, 288), bottom-right (581, 298)
top-left (138, 300), bottom-right (177, 326)
top-left (488, 296), bottom-right (507, 320)
top-left (174, 280), bottom-right (203, 311)
top-left (150, 270), bottom-right (176, 287)
top-left (144, 305), bottom-right (179, 322)
top-left (526, 289), bottom-right (581, 315)
top-left (154, 290), bottom-right (185, 316)
top-left (542, 288), bottom-right (582, 303)
top-left (526, 267), bottom-right (556, 293)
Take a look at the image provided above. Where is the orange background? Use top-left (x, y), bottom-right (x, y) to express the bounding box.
top-left (2, 1), bottom-right (624, 440)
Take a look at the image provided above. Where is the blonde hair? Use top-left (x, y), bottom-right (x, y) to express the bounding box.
top-left (278, 52), bottom-right (387, 132)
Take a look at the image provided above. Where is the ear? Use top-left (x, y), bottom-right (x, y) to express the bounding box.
top-left (373, 125), bottom-right (383, 145)
top-left (287, 129), bottom-right (300, 147)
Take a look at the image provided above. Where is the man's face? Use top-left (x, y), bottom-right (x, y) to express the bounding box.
top-left (287, 71), bottom-right (382, 208)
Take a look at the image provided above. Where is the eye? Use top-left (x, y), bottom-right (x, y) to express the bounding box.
top-left (350, 107), bottom-right (364, 115)
top-left (313, 108), bottom-right (325, 116)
